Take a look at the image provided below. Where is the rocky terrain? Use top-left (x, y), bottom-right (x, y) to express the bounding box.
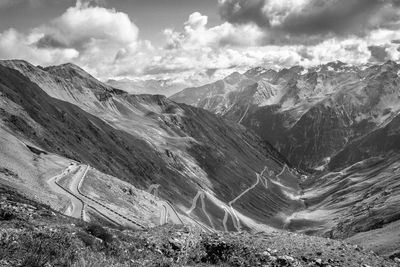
top-left (0, 60), bottom-right (302, 233)
top-left (170, 60), bottom-right (400, 260)
top-left (2, 59), bottom-right (400, 266)
top-left (171, 61), bottom-right (400, 171)
top-left (1, 185), bottom-right (398, 266)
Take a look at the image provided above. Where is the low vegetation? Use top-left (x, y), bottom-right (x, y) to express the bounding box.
top-left (0, 185), bottom-right (398, 266)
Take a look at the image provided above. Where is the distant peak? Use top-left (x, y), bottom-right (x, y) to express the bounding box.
top-left (225, 71), bottom-right (242, 78)
top-left (223, 71), bottom-right (244, 84)
top-left (326, 60), bottom-right (347, 67)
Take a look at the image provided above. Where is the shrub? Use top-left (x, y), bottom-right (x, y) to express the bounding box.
top-left (77, 231), bottom-right (96, 247)
top-left (0, 207), bottom-right (17, 221)
top-left (19, 231), bottom-right (77, 267)
top-left (201, 238), bottom-right (235, 264)
top-left (86, 223), bottom-right (113, 244)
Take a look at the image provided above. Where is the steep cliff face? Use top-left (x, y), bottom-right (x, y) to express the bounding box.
top-left (171, 61), bottom-right (400, 170)
top-left (0, 61), bottom-right (303, 232)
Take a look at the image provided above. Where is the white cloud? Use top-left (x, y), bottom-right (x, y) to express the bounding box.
top-left (0, 0), bottom-right (140, 78)
top-left (1, 2), bottom-right (400, 89)
top-left (39, 3), bottom-right (138, 48)
top-left (164, 12), bottom-right (265, 50)
top-left (0, 28), bottom-right (79, 65)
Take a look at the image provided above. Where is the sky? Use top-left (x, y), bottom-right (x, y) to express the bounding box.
top-left (1, 0), bottom-right (400, 86)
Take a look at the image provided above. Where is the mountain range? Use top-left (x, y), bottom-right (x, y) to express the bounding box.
top-left (0, 59), bottom-right (300, 233)
top-left (1, 59), bottom-right (400, 263)
top-left (171, 61), bottom-right (400, 171)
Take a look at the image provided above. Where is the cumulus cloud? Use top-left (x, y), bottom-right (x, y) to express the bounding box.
top-left (0, 0), bottom-right (141, 78)
top-left (1, 0), bottom-right (400, 89)
top-left (0, 28), bottom-right (79, 64)
top-left (37, 3), bottom-right (138, 49)
top-left (219, 0), bottom-right (271, 27)
top-left (164, 12), bottom-right (265, 49)
top-left (218, 0), bottom-right (400, 44)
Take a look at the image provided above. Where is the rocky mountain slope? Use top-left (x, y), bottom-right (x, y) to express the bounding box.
top-left (170, 60), bottom-right (400, 259)
top-left (0, 60), bottom-right (302, 234)
top-left (2, 59), bottom-right (400, 263)
top-left (171, 61), bottom-right (400, 170)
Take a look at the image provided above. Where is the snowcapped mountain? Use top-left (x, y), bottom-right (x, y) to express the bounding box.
top-left (171, 61), bottom-right (400, 170)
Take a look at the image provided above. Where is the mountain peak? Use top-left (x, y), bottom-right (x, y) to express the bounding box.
top-left (44, 62), bottom-right (92, 79)
top-left (223, 71), bottom-right (245, 84)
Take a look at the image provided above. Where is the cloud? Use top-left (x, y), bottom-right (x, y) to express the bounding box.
top-left (38, 3), bottom-right (138, 49)
top-left (164, 12), bottom-right (265, 49)
top-left (0, 28), bottom-right (79, 64)
top-left (1, 0), bottom-right (400, 90)
top-left (368, 45), bottom-right (390, 62)
top-left (281, 0), bottom-right (388, 35)
top-left (35, 35), bottom-right (68, 49)
top-left (76, 0), bottom-right (106, 7)
top-left (0, 0), bottom-right (141, 78)
top-left (218, 0), bottom-right (400, 44)
top-left (218, 0), bottom-right (270, 28)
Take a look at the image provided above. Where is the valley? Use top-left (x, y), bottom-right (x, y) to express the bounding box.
top-left (170, 60), bottom-right (400, 259)
top-left (0, 60), bottom-right (303, 233)
top-left (2, 0), bottom-right (400, 265)
top-left (171, 61), bottom-right (400, 171)
top-left (1, 59), bottom-right (400, 265)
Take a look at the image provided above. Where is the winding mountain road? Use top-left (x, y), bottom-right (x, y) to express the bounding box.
top-left (276, 165), bottom-right (289, 182)
top-left (227, 167), bottom-right (268, 231)
top-left (185, 167), bottom-right (270, 232)
top-left (148, 184), bottom-right (184, 226)
top-left (222, 208), bottom-right (229, 232)
top-left (229, 167), bottom-right (268, 206)
top-left (159, 204), bottom-right (168, 225)
top-left (48, 164), bottom-right (144, 229)
top-left (47, 164), bottom-right (85, 220)
top-left (186, 191), bottom-right (216, 229)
